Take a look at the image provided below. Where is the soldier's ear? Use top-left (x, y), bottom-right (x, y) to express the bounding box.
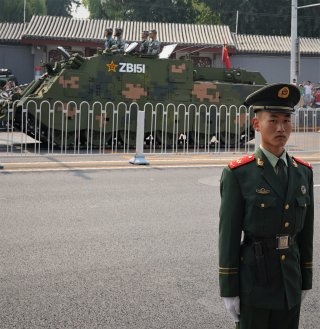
top-left (252, 117), bottom-right (260, 131)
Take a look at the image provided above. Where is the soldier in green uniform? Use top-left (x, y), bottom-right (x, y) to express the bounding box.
top-left (111, 28), bottom-right (125, 54)
top-left (219, 83), bottom-right (314, 329)
top-left (147, 29), bottom-right (161, 55)
top-left (104, 27), bottom-right (114, 50)
top-left (139, 30), bottom-right (149, 54)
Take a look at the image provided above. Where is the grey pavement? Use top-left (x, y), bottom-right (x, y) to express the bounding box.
top-left (0, 166), bottom-right (319, 329)
top-left (0, 151), bottom-right (319, 170)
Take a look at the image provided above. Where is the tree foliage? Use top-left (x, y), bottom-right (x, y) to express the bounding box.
top-left (83, 0), bottom-right (220, 24)
top-left (192, 0), bottom-right (220, 25)
top-left (83, 0), bottom-right (320, 38)
top-left (46, 0), bottom-right (81, 17)
top-left (0, 0), bottom-right (81, 22)
top-left (0, 0), bottom-right (46, 22)
top-left (209, 0), bottom-right (320, 37)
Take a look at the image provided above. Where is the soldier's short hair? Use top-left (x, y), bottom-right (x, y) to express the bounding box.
top-left (105, 28), bottom-right (113, 34)
top-left (150, 29), bottom-right (157, 34)
top-left (142, 30), bottom-right (149, 36)
top-left (114, 28), bottom-right (123, 36)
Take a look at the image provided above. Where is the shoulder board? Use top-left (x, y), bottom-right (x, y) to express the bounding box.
top-left (292, 156), bottom-right (312, 169)
top-left (228, 154), bottom-right (255, 169)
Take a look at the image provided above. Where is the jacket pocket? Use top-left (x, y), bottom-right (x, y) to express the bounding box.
top-left (250, 196), bottom-right (277, 234)
top-left (254, 196), bottom-right (277, 209)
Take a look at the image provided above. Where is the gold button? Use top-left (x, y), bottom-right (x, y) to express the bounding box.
top-left (284, 222), bottom-right (290, 228)
top-left (285, 204), bottom-right (289, 210)
top-left (261, 203), bottom-right (265, 208)
top-left (281, 255), bottom-right (286, 261)
top-left (241, 257), bottom-right (244, 262)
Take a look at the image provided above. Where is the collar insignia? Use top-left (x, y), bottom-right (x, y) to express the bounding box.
top-left (292, 159), bottom-right (298, 167)
top-left (257, 158), bottom-right (264, 166)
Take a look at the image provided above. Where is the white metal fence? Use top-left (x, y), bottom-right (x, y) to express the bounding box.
top-left (0, 100), bottom-right (319, 156)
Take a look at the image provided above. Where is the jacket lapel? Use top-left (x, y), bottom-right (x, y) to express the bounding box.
top-left (254, 148), bottom-right (286, 200)
top-left (286, 155), bottom-right (302, 202)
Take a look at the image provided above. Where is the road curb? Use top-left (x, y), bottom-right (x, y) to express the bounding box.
top-left (0, 152), bottom-right (319, 172)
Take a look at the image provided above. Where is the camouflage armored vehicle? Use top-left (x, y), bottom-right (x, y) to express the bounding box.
top-left (0, 45), bottom-right (267, 148)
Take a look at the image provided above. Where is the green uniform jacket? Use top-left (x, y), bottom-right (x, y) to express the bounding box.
top-left (219, 148), bottom-right (314, 310)
top-left (147, 39), bottom-right (161, 55)
top-left (139, 40), bottom-right (149, 54)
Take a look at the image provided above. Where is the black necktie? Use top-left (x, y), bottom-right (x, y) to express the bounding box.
top-left (276, 159), bottom-right (288, 191)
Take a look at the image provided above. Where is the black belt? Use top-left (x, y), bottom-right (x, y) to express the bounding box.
top-left (244, 234), bottom-right (297, 250)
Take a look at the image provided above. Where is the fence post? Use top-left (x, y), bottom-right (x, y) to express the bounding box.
top-left (129, 110), bottom-right (149, 165)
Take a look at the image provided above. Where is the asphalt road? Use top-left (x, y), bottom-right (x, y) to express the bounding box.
top-left (0, 165), bottom-right (319, 329)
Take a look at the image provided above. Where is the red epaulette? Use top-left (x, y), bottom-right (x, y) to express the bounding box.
top-left (228, 154), bottom-right (255, 169)
top-left (292, 156), bottom-right (313, 169)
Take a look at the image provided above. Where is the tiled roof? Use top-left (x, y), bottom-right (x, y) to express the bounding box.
top-left (300, 37), bottom-right (320, 55)
top-left (22, 15), bottom-right (234, 47)
top-left (0, 22), bottom-right (27, 43)
top-left (1, 16), bottom-right (320, 55)
top-left (234, 33), bottom-right (320, 55)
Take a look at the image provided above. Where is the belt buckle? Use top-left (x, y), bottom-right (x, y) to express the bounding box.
top-left (277, 235), bottom-right (289, 249)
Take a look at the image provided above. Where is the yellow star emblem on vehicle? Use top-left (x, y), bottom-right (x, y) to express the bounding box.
top-left (106, 61), bottom-right (118, 72)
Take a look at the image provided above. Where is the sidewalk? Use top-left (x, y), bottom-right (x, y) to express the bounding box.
top-left (0, 151), bottom-right (319, 171)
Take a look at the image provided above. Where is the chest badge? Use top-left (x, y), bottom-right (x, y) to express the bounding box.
top-left (301, 185), bottom-right (307, 194)
top-left (256, 188), bottom-right (270, 195)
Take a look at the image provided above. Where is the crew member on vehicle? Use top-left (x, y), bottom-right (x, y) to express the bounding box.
top-left (147, 29), bottom-right (161, 55)
top-left (111, 28), bottom-right (125, 54)
top-left (139, 30), bottom-right (149, 54)
top-left (104, 27), bottom-right (114, 50)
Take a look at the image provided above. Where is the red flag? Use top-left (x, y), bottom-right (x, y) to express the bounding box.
top-left (222, 45), bottom-right (231, 69)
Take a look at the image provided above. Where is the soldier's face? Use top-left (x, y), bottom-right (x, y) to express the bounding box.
top-left (252, 111), bottom-right (292, 155)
